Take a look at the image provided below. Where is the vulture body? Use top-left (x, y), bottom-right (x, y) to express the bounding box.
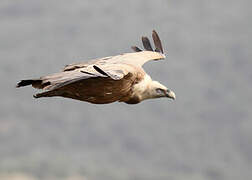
top-left (17, 30), bottom-right (175, 104)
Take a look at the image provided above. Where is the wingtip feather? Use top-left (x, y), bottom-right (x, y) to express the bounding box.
top-left (131, 46), bottom-right (142, 52)
top-left (141, 36), bottom-right (154, 51)
top-left (152, 30), bottom-right (164, 54)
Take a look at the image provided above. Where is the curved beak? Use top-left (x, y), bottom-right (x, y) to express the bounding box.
top-left (166, 90), bottom-right (176, 100)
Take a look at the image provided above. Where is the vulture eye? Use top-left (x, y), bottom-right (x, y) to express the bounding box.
top-left (156, 88), bottom-right (164, 94)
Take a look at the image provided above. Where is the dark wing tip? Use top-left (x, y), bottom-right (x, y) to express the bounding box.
top-left (131, 30), bottom-right (164, 54)
top-left (131, 46), bottom-right (142, 52)
top-left (152, 30), bottom-right (158, 35)
top-left (141, 36), bottom-right (154, 51)
top-left (152, 30), bottom-right (164, 54)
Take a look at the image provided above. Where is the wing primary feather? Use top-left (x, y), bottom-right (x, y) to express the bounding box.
top-left (152, 30), bottom-right (164, 53)
top-left (80, 70), bottom-right (95, 76)
top-left (131, 46), bottom-right (142, 52)
top-left (142, 36), bottom-right (153, 51)
top-left (93, 65), bottom-right (109, 77)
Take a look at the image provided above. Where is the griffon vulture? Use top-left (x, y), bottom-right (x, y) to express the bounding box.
top-left (16, 30), bottom-right (175, 104)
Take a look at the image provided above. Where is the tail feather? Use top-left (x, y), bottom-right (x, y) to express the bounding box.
top-left (16, 79), bottom-right (41, 88)
top-left (16, 79), bottom-right (50, 89)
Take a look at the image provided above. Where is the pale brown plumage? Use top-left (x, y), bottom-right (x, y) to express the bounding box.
top-left (17, 30), bottom-right (176, 104)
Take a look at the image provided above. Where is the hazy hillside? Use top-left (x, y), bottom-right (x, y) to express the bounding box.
top-left (0, 0), bottom-right (251, 180)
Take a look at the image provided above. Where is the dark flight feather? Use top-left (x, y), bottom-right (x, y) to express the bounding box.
top-left (93, 65), bottom-right (109, 77)
top-left (152, 30), bottom-right (164, 53)
top-left (142, 36), bottom-right (153, 51)
top-left (80, 70), bottom-right (96, 76)
top-left (131, 46), bottom-right (142, 52)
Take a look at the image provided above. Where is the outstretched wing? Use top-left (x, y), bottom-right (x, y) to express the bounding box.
top-left (63, 56), bottom-right (112, 72)
top-left (38, 63), bottom-right (135, 91)
top-left (108, 51), bottom-right (165, 67)
top-left (62, 30), bottom-right (165, 71)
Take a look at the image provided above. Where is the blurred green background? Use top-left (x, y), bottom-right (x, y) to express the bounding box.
top-left (0, 0), bottom-right (251, 179)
